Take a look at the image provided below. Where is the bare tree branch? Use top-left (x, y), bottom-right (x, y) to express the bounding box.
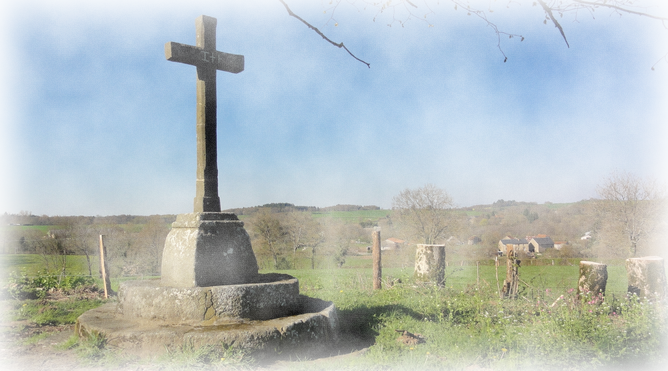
top-left (538, 0), bottom-right (570, 48)
top-left (652, 51), bottom-right (668, 70)
top-left (573, 0), bottom-right (668, 22)
top-left (279, 0), bottom-right (371, 68)
top-left (451, 1), bottom-right (525, 62)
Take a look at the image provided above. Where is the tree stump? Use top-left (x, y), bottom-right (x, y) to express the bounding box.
top-left (577, 261), bottom-right (608, 300)
top-left (502, 246), bottom-right (520, 299)
top-left (415, 244), bottom-right (445, 287)
top-left (626, 256), bottom-right (667, 300)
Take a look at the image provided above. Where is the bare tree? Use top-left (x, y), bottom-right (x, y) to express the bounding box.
top-left (596, 171), bottom-right (665, 256)
top-left (283, 211), bottom-right (325, 269)
top-left (63, 218), bottom-right (96, 276)
top-left (392, 184), bottom-right (455, 244)
top-left (248, 208), bottom-right (288, 269)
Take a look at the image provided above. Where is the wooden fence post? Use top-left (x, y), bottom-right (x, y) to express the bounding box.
top-left (372, 230), bottom-right (382, 290)
top-left (502, 246), bottom-right (520, 299)
top-left (99, 235), bottom-right (112, 298)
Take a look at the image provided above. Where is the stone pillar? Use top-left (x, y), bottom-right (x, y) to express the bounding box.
top-left (415, 244), bottom-right (445, 287)
top-left (577, 261), bottom-right (608, 299)
top-left (626, 256), bottom-right (667, 300)
top-left (372, 230), bottom-right (382, 290)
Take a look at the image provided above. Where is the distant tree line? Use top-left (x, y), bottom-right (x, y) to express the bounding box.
top-left (2, 172), bottom-right (664, 275)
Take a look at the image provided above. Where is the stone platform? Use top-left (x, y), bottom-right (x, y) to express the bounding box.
top-left (75, 275), bottom-right (338, 355)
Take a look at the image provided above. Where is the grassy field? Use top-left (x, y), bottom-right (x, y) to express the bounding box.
top-left (312, 209), bottom-right (392, 222)
top-left (0, 253), bottom-right (640, 297)
top-left (1, 253), bottom-right (666, 370)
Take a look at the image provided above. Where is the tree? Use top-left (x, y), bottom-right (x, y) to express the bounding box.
top-left (280, 0), bottom-right (668, 68)
top-left (596, 171), bottom-right (665, 257)
top-left (63, 218), bottom-right (96, 276)
top-left (283, 211), bottom-right (324, 269)
top-left (392, 184), bottom-right (455, 244)
top-left (249, 208), bottom-right (289, 269)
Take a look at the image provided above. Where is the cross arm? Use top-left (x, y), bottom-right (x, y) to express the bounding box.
top-left (165, 42), bottom-right (244, 74)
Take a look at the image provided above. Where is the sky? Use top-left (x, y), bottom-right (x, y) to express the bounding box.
top-left (1, 0), bottom-right (667, 216)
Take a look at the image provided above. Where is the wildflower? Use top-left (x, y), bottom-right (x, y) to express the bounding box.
top-left (502, 348), bottom-right (508, 352)
top-left (340, 290), bottom-right (343, 293)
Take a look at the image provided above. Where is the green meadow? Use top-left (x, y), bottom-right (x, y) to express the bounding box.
top-left (1, 253), bottom-right (666, 370)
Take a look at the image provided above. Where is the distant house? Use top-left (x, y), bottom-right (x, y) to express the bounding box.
top-left (468, 236), bottom-right (482, 245)
top-left (384, 238), bottom-right (405, 250)
top-left (554, 241), bottom-right (569, 250)
top-left (498, 236), bottom-right (529, 255)
top-left (47, 230), bottom-right (68, 239)
top-left (528, 236), bottom-right (555, 253)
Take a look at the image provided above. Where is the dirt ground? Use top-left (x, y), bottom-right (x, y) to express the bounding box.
top-left (0, 320), bottom-right (371, 371)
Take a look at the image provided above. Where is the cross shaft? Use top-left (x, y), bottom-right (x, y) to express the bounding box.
top-left (165, 15), bottom-right (244, 212)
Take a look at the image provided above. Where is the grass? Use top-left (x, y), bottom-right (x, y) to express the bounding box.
top-left (312, 209), bottom-right (391, 223)
top-left (263, 265), bottom-right (667, 370)
top-left (8, 298), bottom-right (105, 325)
top-left (2, 252), bottom-right (666, 370)
top-left (0, 254), bottom-right (91, 277)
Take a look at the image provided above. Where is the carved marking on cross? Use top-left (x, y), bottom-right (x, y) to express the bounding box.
top-left (165, 15), bottom-right (244, 213)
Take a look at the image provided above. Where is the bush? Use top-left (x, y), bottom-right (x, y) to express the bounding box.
top-left (5, 270), bottom-right (97, 299)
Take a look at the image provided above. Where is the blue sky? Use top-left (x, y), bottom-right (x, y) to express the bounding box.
top-left (1, 0), bottom-right (667, 216)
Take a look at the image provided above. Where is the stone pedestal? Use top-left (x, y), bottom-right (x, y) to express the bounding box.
top-left (119, 274), bottom-right (301, 324)
top-left (626, 256), bottom-right (667, 299)
top-left (415, 244), bottom-right (446, 287)
top-left (577, 261), bottom-right (608, 299)
top-left (161, 212), bottom-right (259, 287)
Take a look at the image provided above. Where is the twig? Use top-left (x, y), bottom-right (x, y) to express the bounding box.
top-left (651, 51), bottom-right (668, 71)
top-left (537, 0), bottom-right (570, 48)
top-left (573, 0), bottom-right (668, 22)
top-left (278, 0), bottom-right (371, 68)
top-left (452, 1), bottom-right (525, 62)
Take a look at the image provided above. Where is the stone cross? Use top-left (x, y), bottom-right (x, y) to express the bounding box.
top-left (165, 15), bottom-right (244, 212)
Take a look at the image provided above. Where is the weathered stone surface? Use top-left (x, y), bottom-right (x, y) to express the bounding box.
top-left (626, 256), bottom-right (667, 299)
top-left (119, 274), bottom-right (300, 324)
top-left (577, 261), bottom-right (608, 299)
top-left (161, 212), bottom-right (259, 287)
top-left (76, 295), bottom-right (338, 357)
top-left (414, 244), bottom-right (445, 287)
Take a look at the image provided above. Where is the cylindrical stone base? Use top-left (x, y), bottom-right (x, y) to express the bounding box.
top-left (577, 261), bottom-right (608, 300)
top-left (415, 244), bottom-right (446, 287)
top-left (626, 256), bottom-right (667, 300)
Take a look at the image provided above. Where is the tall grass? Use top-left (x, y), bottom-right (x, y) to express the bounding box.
top-left (267, 265), bottom-right (667, 370)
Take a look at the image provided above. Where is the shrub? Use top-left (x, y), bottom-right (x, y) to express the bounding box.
top-left (5, 269), bottom-right (97, 299)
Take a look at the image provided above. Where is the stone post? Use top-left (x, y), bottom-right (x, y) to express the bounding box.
top-left (502, 246), bottom-right (520, 299)
top-left (372, 230), bottom-right (381, 290)
top-left (626, 256), bottom-right (667, 300)
top-left (577, 261), bottom-right (608, 300)
top-left (415, 244), bottom-right (445, 287)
